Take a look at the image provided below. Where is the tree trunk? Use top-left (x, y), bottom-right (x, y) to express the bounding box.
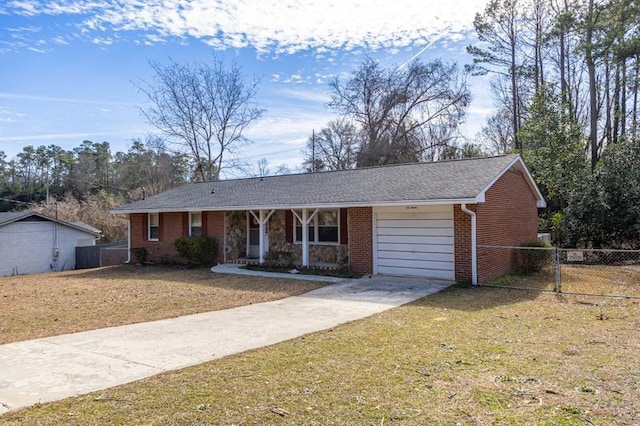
top-left (511, 18), bottom-right (520, 151)
top-left (613, 59), bottom-right (621, 144)
top-left (633, 56), bottom-right (639, 139)
top-left (604, 59), bottom-right (612, 145)
top-left (585, 0), bottom-right (599, 169)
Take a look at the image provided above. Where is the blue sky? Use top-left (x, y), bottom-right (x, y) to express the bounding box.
top-left (0, 0), bottom-right (493, 176)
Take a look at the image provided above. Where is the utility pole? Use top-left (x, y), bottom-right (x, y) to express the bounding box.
top-left (311, 129), bottom-right (316, 172)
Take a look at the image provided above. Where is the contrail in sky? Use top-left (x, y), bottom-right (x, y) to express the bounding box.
top-left (397, 24), bottom-right (452, 71)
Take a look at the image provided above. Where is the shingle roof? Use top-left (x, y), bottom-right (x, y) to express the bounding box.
top-left (113, 154), bottom-right (544, 213)
top-left (0, 211), bottom-right (102, 236)
top-left (0, 211), bottom-right (31, 226)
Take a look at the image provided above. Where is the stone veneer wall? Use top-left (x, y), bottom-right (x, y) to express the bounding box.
top-left (225, 210), bottom-right (347, 265)
top-left (225, 211), bottom-right (247, 260)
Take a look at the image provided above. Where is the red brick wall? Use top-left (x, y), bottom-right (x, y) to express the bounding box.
top-left (454, 204), bottom-right (474, 283)
top-left (454, 169), bottom-right (539, 283)
top-left (129, 211), bottom-right (224, 264)
top-left (204, 211), bottom-right (225, 264)
top-left (348, 207), bottom-right (373, 274)
top-left (477, 168), bottom-right (539, 283)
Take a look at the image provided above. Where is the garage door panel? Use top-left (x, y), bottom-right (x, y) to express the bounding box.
top-left (377, 235), bottom-right (454, 245)
top-left (375, 206), bottom-right (455, 280)
top-left (378, 250), bottom-right (454, 262)
top-left (377, 242), bottom-right (455, 254)
top-left (377, 227), bottom-right (453, 237)
top-left (378, 265), bottom-right (455, 280)
top-left (378, 258), bottom-right (453, 270)
top-left (376, 219), bottom-right (453, 228)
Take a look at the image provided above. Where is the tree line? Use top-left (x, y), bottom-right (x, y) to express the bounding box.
top-left (0, 136), bottom-right (188, 207)
top-left (466, 0), bottom-right (640, 249)
top-left (0, 137), bottom-right (189, 241)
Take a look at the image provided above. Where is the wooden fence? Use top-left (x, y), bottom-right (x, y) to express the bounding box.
top-left (76, 241), bottom-right (128, 269)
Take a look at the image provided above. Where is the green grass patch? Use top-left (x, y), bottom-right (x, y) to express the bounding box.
top-left (3, 286), bottom-right (639, 424)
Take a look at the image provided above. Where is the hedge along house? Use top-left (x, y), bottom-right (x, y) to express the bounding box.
top-left (113, 154), bottom-right (545, 284)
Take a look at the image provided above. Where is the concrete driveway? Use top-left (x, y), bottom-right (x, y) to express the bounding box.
top-left (0, 274), bottom-right (452, 414)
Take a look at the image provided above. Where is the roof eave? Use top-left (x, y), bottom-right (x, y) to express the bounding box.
top-left (0, 212), bottom-right (101, 236)
top-left (111, 198), bottom-right (481, 215)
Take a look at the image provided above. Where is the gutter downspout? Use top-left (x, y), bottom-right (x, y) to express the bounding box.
top-left (126, 215), bottom-right (131, 263)
top-left (460, 203), bottom-right (478, 285)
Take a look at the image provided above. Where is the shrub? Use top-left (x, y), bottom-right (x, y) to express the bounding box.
top-left (131, 247), bottom-right (149, 264)
top-left (518, 240), bottom-right (553, 273)
top-left (174, 235), bottom-right (219, 265)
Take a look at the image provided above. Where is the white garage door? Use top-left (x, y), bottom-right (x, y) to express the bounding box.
top-left (374, 205), bottom-right (455, 280)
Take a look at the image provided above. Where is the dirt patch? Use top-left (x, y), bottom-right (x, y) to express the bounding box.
top-left (0, 265), bottom-right (326, 344)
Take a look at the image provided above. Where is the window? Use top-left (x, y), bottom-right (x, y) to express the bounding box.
top-left (190, 212), bottom-right (202, 236)
top-left (148, 213), bottom-right (159, 241)
top-left (294, 209), bottom-right (339, 244)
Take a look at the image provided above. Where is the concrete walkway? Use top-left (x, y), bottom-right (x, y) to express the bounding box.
top-left (0, 274), bottom-right (452, 414)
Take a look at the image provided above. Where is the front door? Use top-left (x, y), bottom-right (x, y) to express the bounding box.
top-left (247, 213), bottom-right (269, 258)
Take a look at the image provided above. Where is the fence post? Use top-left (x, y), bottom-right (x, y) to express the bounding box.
top-left (554, 248), bottom-right (562, 293)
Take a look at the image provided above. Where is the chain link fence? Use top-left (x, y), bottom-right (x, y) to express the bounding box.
top-left (479, 245), bottom-right (640, 299)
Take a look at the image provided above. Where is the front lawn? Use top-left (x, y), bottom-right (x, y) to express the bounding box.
top-left (0, 265), bottom-right (326, 344)
top-left (3, 286), bottom-right (638, 424)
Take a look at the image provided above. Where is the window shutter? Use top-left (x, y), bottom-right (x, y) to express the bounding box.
top-left (142, 214), bottom-right (148, 241)
top-left (182, 212), bottom-right (189, 235)
top-left (202, 211), bottom-right (208, 236)
top-left (285, 210), bottom-right (293, 243)
top-left (340, 208), bottom-right (348, 245)
top-left (158, 213), bottom-right (164, 241)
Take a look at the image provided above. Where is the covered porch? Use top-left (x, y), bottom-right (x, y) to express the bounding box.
top-left (223, 208), bottom-right (349, 269)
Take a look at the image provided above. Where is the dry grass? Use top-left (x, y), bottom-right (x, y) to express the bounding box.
top-left (0, 265), bottom-right (326, 344)
top-left (3, 285), bottom-right (639, 425)
top-left (487, 264), bottom-right (640, 297)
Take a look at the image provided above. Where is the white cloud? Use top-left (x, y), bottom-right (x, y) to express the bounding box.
top-left (91, 36), bottom-right (113, 45)
top-left (26, 46), bottom-right (46, 53)
top-left (277, 88), bottom-right (330, 104)
top-left (51, 35), bottom-right (69, 45)
top-left (7, 0), bottom-right (39, 16)
top-left (8, 0), bottom-right (111, 16)
top-left (4, 0), bottom-right (489, 54)
top-left (282, 73), bottom-right (306, 84)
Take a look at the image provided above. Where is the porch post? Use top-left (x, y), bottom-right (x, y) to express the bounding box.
top-left (292, 209), bottom-right (318, 268)
top-left (245, 211), bottom-right (250, 258)
top-left (301, 208), bottom-right (309, 266)
top-left (250, 209), bottom-right (276, 264)
top-left (258, 210), bottom-right (266, 264)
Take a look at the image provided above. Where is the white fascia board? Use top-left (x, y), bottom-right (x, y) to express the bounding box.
top-left (0, 212), bottom-right (101, 237)
top-left (112, 198), bottom-right (479, 215)
top-left (476, 155), bottom-right (547, 209)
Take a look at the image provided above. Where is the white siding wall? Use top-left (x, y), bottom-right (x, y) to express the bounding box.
top-left (0, 222), bottom-right (94, 276)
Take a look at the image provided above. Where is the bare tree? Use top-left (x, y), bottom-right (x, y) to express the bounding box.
top-left (475, 108), bottom-right (514, 154)
top-left (137, 57), bottom-right (264, 181)
top-left (328, 58), bottom-right (470, 166)
top-left (302, 119), bottom-right (359, 171)
top-left (255, 157), bottom-right (290, 177)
